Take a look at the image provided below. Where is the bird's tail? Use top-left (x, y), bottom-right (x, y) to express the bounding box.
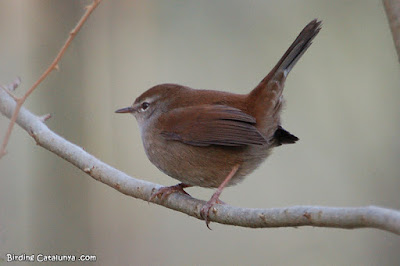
top-left (247, 20), bottom-right (321, 140)
top-left (250, 19), bottom-right (321, 97)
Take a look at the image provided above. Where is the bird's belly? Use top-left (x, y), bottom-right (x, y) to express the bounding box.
top-left (143, 136), bottom-right (270, 188)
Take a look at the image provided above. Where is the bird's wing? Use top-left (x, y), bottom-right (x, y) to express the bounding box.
top-left (160, 104), bottom-right (267, 147)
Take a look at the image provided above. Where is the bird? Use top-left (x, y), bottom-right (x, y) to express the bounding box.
top-left (115, 19), bottom-right (321, 228)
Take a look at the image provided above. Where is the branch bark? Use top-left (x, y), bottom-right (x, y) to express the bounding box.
top-left (1, 88), bottom-right (400, 234)
top-left (383, 0), bottom-right (400, 62)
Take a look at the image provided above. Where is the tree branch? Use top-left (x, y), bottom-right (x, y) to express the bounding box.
top-left (383, 0), bottom-right (400, 62)
top-left (1, 88), bottom-right (399, 234)
top-left (0, 0), bottom-right (101, 158)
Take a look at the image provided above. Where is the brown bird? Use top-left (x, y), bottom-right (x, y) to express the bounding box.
top-left (116, 19), bottom-right (321, 228)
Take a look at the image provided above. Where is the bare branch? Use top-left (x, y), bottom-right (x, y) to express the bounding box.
top-left (0, 77), bottom-right (21, 101)
top-left (0, 86), bottom-right (18, 101)
top-left (383, 0), bottom-right (400, 62)
top-left (1, 88), bottom-right (399, 234)
top-left (0, 0), bottom-right (101, 158)
top-left (38, 113), bottom-right (52, 123)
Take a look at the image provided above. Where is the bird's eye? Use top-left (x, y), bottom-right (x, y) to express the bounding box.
top-left (140, 102), bottom-right (150, 111)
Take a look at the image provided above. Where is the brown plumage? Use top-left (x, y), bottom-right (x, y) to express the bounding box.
top-left (116, 19), bottom-right (322, 227)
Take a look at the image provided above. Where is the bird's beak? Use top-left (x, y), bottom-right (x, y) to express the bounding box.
top-left (115, 106), bottom-right (134, 114)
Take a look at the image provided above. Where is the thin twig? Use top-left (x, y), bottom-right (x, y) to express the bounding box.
top-left (0, 88), bottom-right (399, 234)
top-left (0, 0), bottom-right (101, 158)
top-left (0, 86), bottom-right (18, 101)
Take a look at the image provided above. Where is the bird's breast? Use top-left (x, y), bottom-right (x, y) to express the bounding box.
top-left (141, 130), bottom-right (271, 188)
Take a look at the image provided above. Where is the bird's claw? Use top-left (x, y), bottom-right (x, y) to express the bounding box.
top-left (200, 196), bottom-right (225, 229)
top-left (149, 183), bottom-right (191, 202)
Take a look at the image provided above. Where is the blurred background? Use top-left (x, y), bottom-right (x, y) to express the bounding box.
top-left (0, 0), bottom-right (399, 265)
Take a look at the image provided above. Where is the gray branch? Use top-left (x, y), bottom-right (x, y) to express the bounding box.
top-left (1, 88), bottom-right (400, 234)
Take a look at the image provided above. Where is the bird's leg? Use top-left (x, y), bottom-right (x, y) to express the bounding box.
top-left (200, 164), bottom-right (240, 229)
top-left (149, 183), bottom-right (192, 202)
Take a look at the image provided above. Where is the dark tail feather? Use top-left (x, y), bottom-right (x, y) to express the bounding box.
top-left (273, 126), bottom-right (299, 146)
top-left (252, 19), bottom-right (321, 96)
top-left (273, 19), bottom-right (322, 76)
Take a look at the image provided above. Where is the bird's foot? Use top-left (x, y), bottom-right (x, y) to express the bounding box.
top-left (200, 193), bottom-right (225, 230)
top-left (199, 164), bottom-right (240, 229)
top-left (149, 183), bottom-right (191, 202)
